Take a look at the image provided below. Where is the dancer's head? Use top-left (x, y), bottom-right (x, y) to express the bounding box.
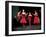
top-left (35, 11), bottom-right (37, 14)
top-left (29, 12), bottom-right (31, 15)
top-left (34, 10), bottom-right (38, 16)
top-left (22, 9), bottom-right (26, 14)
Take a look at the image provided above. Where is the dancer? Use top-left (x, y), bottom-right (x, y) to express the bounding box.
top-left (20, 9), bottom-right (27, 29)
top-left (28, 12), bottom-right (32, 29)
top-left (33, 11), bottom-right (40, 25)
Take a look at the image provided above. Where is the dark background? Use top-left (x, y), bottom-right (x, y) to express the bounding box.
top-left (12, 6), bottom-right (41, 31)
top-left (12, 6), bottom-right (41, 17)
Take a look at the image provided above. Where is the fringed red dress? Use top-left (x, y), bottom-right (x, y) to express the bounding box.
top-left (28, 15), bottom-right (32, 22)
top-left (34, 15), bottom-right (40, 25)
top-left (20, 14), bottom-right (27, 26)
top-left (28, 15), bottom-right (32, 29)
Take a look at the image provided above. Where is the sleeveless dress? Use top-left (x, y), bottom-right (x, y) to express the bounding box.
top-left (28, 15), bottom-right (32, 29)
top-left (20, 14), bottom-right (27, 26)
top-left (34, 16), bottom-right (40, 25)
top-left (28, 15), bottom-right (32, 22)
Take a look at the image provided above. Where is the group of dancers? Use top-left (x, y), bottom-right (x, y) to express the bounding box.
top-left (15, 9), bottom-right (40, 29)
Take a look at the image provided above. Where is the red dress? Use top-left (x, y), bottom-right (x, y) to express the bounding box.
top-left (20, 14), bottom-right (27, 26)
top-left (28, 15), bottom-right (32, 22)
top-left (34, 16), bottom-right (40, 25)
top-left (28, 15), bottom-right (32, 29)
